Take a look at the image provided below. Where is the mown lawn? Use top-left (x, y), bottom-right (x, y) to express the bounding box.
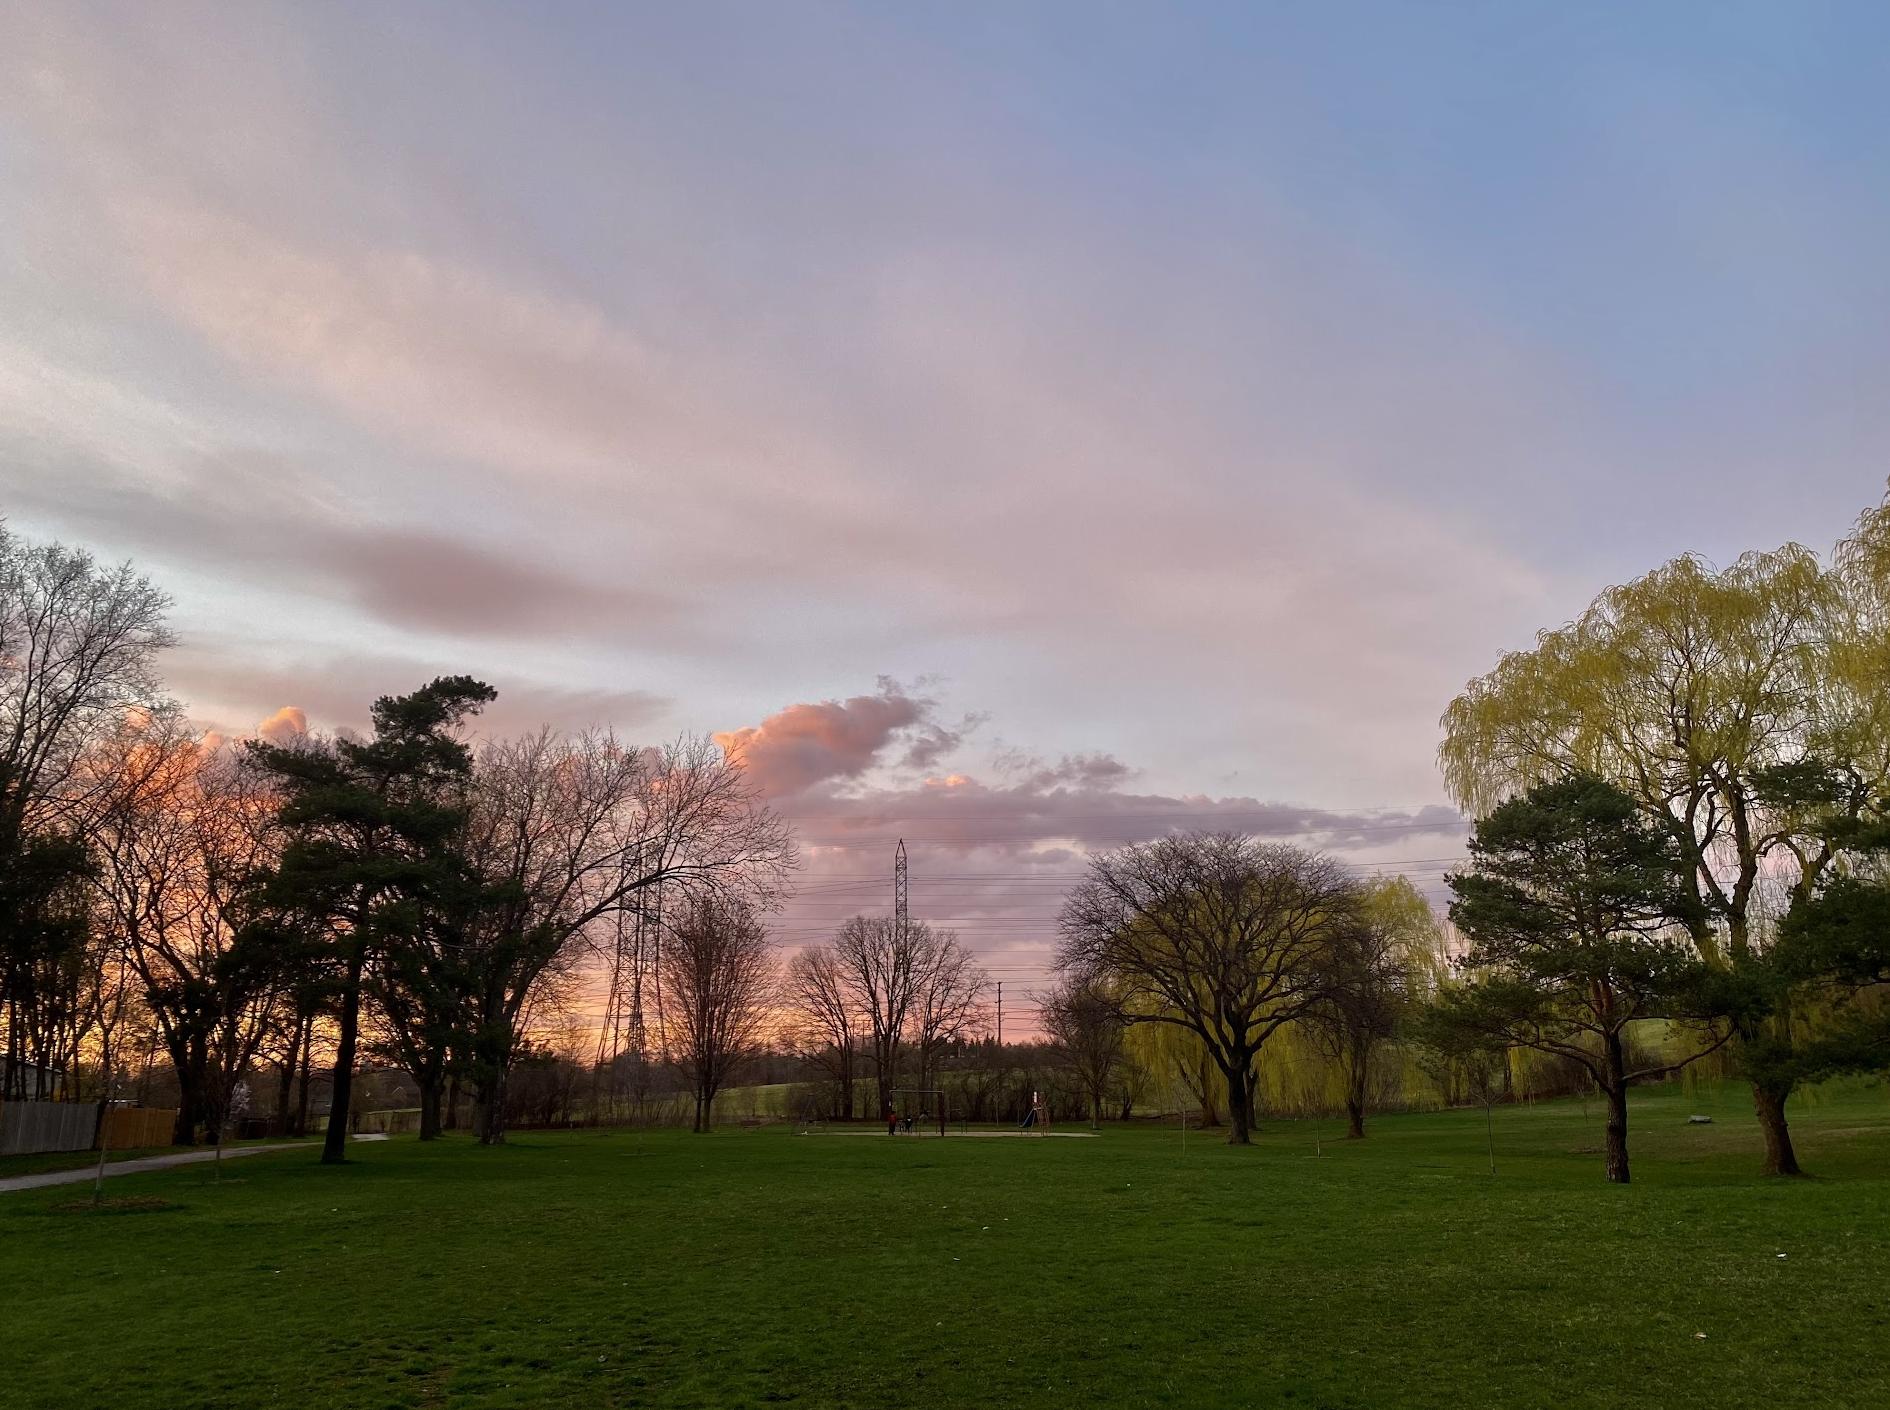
top-left (5, 1081), bottom-right (1887, 1409)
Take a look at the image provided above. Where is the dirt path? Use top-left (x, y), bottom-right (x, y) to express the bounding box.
top-left (0, 1143), bottom-right (307, 1194)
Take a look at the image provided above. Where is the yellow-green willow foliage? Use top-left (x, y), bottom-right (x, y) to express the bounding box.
top-left (1365, 875), bottom-right (1450, 986)
top-left (1438, 537), bottom-right (1851, 957)
top-left (1822, 495), bottom-right (1890, 805)
top-left (1259, 877), bottom-right (1450, 1119)
top-left (1438, 482), bottom-right (1890, 1171)
top-left (1113, 870), bottom-right (1681, 1122)
top-left (1131, 1008), bottom-right (1588, 1119)
top-left (1438, 486), bottom-right (1890, 947)
top-left (1122, 876), bottom-right (1497, 1120)
top-left (1124, 1016), bottom-right (1224, 1123)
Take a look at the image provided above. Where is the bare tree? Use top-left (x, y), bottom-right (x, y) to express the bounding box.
top-left (909, 929), bottom-right (987, 1094)
top-left (461, 732), bottom-right (793, 1144)
top-left (783, 945), bottom-right (861, 1120)
top-left (90, 721), bottom-right (288, 1142)
top-left (658, 894), bottom-right (775, 1132)
top-left (1058, 833), bottom-right (1361, 1145)
top-left (0, 525), bottom-right (175, 836)
top-left (829, 915), bottom-right (918, 1115)
top-left (1043, 973), bottom-right (1126, 1127)
top-left (818, 915), bottom-right (986, 1112)
top-left (0, 526), bottom-right (173, 1100)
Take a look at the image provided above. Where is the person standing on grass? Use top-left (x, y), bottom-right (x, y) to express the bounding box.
top-left (885, 1101), bottom-right (897, 1136)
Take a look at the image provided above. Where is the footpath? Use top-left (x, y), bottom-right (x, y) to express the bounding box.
top-left (0, 1143), bottom-right (306, 1194)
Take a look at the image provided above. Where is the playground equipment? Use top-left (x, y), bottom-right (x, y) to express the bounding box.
top-left (889, 1087), bottom-right (947, 1137)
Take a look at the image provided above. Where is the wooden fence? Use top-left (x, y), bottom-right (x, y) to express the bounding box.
top-left (0, 1101), bottom-right (179, 1156)
top-left (0, 1100), bottom-right (98, 1156)
top-left (99, 1106), bottom-right (178, 1150)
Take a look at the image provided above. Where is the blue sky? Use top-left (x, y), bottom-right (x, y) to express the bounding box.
top-left (4, 3), bottom-right (1889, 974)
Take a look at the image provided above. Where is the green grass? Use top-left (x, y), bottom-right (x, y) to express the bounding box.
top-left (5, 1081), bottom-right (1887, 1409)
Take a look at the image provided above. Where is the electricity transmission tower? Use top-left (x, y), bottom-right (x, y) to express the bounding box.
top-left (594, 856), bottom-right (664, 1120)
top-left (894, 837), bottom-right (909, 936)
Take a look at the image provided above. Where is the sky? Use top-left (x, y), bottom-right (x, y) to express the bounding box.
top-left (5, 4), bottom-right (1890, 1023)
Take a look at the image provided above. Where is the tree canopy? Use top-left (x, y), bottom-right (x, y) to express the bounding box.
top-left (1433, 772), bottom-right (1732, 1183)
top-left (1437, 487), bottom-right (1890, 1174)
top-left (1058, 833), bottom-right (1362, 1145)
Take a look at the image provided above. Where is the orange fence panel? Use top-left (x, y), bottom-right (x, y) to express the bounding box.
top-left (98, 1107), bottom-right (178, 1151)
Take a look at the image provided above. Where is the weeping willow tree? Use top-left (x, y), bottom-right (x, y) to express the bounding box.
top-left (1141, 1003), bottom-right (1459, 1123)
top-left (1120, 876), bottom-right (1473, 1126)
top-left (1299, 877), bottom-right (1445, 1137)
top-left (1438, 485), bottom-right (1890, 1175)
top-left (1127, 1020), bottom-right (1223, 1126)
top-left (1058, 834), bottom-right (1363, 1144)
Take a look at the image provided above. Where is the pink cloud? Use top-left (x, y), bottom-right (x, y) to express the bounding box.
top-left (715, 682), bottom-right (930, 798)
top-left (255, 705), bottom-right (308, 744)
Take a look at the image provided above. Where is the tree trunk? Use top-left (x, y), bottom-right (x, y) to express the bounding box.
top-left (444, 1073), bottom-right (460, 1131)
top-left (475, 1067), bottom-right (508, 1146)
top-left (418, 1077), bottom-right (443, 1141)
top-left (1597, 1028), bottom-right (1631, 1184)
top-left (322, 946), bottom-right (366, 1165)
top-left (273, 1027), bottom-right (299, 1138)
top-left (1602, 1083), bottom-right (1630, 1184)
top-left (1223, 1062), bottom-right (1252, 1145)
top-left (168, 1036), bottom-right (209, 1146)
top-left (875, 1056), bottom-right (894, 1119)
top-left (172, 1086), bottom-right (200, 1147)
top-left (473, 1001), bottom-right (515, 1146)
top-left (295, 1042), bottom-right (313, 1138)
top-left (202, 1081), bottom-right (227, 1153)
top-left (1754, 1081), bottom-right (1802, 1177)
top-left (1345, 1041), bottom-right (1372, 1139)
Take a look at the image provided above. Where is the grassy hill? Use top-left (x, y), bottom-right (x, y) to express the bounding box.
top-left (5, 1080), bottom-right (1887, 1408)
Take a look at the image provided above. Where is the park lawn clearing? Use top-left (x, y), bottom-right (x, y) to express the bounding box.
top-left (4, 1082), bottom-right (1887, 1409)
top-left (46, 1194), bottom-right (180, 1215)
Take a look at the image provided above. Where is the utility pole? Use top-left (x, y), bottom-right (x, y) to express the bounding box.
top-left (996, 981), bottom-right (1003, 1047)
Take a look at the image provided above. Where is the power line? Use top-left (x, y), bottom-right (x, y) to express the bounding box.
top-left (775, 807), bottom-right (1461, 829)
top-left (796, 852), bottom-right (1469, 875)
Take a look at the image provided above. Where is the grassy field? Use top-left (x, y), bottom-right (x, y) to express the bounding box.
top-left (6, 1081), bottom-right (1887, 1409)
